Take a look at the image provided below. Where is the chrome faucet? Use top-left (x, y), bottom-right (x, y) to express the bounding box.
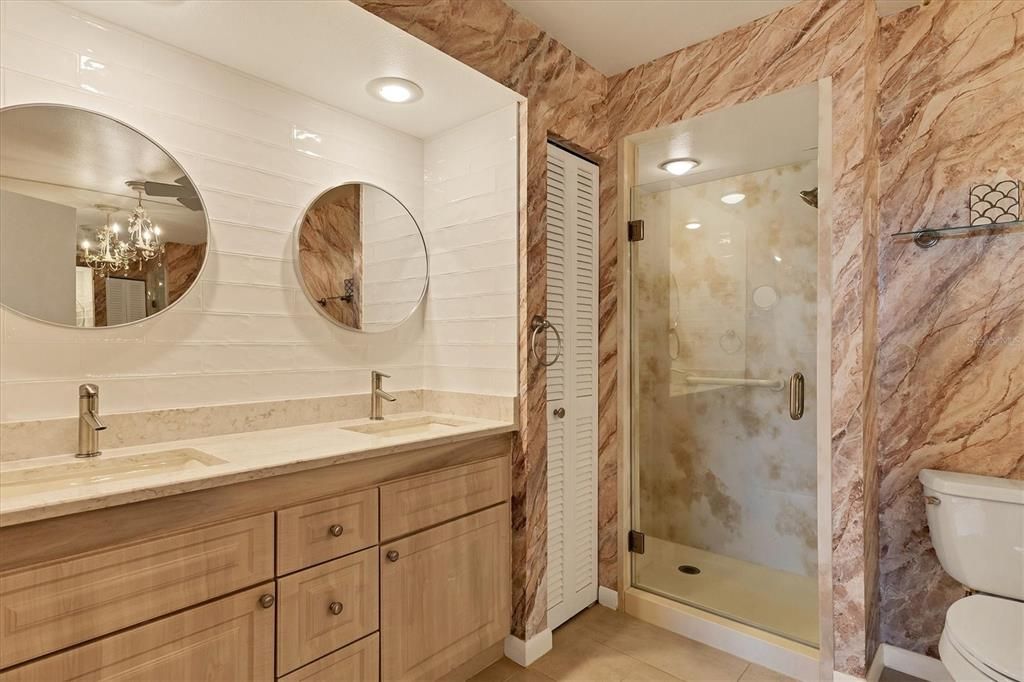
top-left (370, 370), bottom-right (397, 420)
top-left (77, 383), bottom-right (107, 458)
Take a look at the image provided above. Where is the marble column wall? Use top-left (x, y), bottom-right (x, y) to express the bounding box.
top-left (163, 241), bottom-right (205, 306)
top-left (353, 0), bottom-right (609, 640)
top-left (877, 0), bottom-right (1024, 656)
top-left (298, 184), bottom-right (363, 329)
top-left (356, 0), bottom-right (882, 672)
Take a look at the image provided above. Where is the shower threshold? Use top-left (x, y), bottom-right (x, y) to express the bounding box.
top-left (633, 536), bottom-right (819, 647)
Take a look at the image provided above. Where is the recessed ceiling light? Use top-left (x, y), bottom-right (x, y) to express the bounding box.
top-left (721, 192), bottom-right (746, 205)
top-left (367, 77), bottom-right (423, 104)
top-left (685, 222), bottom-right (701, 230)
top-left (658, 157), bottom-right (700, 176)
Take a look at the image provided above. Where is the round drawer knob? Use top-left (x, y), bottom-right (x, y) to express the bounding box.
top-left (258, 593), bottom-right (275, 609)
top-left (553, 407), bottom-right (565, 418)
top-left (329, 524), bottom-right (344, 537)
top-left (329, 601), bottom-right (344, 615)
top-left (386, 550), bottom-right (400, 562)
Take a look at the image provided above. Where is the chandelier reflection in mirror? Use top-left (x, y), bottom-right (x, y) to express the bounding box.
top-left (80, 182), bottom-right (165, 276)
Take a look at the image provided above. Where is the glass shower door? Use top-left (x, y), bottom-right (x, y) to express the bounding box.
top-left (628, 113), bottom-right (821, 647)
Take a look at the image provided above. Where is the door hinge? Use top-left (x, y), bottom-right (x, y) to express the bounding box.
top-left (628, 530), bottom-right (645, 554)
top-left (628, 219), bottom-right (645, 242)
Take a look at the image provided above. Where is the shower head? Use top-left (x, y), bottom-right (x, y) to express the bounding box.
top-left (799, 187), bottom-right (818, 209)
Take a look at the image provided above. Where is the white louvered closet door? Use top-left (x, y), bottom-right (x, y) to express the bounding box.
top-left (546, 143), bottom-right (599, 629)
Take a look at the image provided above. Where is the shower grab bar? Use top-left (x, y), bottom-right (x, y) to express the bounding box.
top-left (675, 371), bottom-right (785, 391)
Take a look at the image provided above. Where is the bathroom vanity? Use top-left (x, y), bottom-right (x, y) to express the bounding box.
top-left (0, 418), bottom-right (514, 681)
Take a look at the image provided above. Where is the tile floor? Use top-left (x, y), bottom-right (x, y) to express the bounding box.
top-left (470, 605), bottom-right (797, 682)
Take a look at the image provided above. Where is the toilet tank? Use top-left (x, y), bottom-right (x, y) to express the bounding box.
top-left (919, 469), bottom-right (1024, 599)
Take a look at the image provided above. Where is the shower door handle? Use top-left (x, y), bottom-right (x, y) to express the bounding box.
top-left (789, 372), bottom-right (805, 420)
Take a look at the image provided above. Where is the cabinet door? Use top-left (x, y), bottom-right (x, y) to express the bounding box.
top-left (278, 633), bottom-right (379, 682)
top-left (0, 513), bottom-right (274, 667)
top-left (0, 585), bottom-right (275, 682)
top-left (277, 548), bottom-right (379, 675)
top-left (380, 504), bottom-right (509, 681)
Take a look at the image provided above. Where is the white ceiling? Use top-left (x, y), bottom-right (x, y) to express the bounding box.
top-left (505, 0), bottom-right (797, 75)
top-left (633, 83), bottom-right (818, 192)
top-left (506, 0), bottom-right (923, 76)
top-left (1, 105), bottom-right (207, 244)
top-left (59, 0), bottom-right (521, 139)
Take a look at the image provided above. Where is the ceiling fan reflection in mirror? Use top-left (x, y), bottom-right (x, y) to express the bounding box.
top-left (138, 175), bottom-right (203, 212)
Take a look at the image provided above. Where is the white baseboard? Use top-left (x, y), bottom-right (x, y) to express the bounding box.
top-left (866, 644), bottom-right (885, 682)
top-left (880, 644), bottom-right (951, 682)
top-left (624, 588), bottom-right (819, 681)
top-left (503, 629), bottom-right (552, 667)
top-left (598, 586), bottom-right (619, 610)
top-left (834, 672), bottom-right (865, 682)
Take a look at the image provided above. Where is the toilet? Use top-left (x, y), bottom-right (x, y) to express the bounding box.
top-left (920, 469), bottom-right (1024, 682)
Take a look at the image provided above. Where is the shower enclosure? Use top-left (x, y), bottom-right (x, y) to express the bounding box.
top-left (627, 84), bottom-right (821, 648)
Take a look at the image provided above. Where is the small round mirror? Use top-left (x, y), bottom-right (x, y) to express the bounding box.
top-left (0, 104), bottom-right (209, 328)
top-left (296, 183), bottom-right (428, 332)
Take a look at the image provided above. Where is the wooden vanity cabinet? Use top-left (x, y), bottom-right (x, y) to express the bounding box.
top-left (0, 584), bottom-right (277, 682)
top-left (0, 443), bottom-right (511, 682)
top-left (277, 547), bottom-right (379, 675)
top-left (380, 504), bottom-right (511, 681)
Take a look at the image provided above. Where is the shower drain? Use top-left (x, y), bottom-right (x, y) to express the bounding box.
top-left (677, 564), bottom-right (701, 575)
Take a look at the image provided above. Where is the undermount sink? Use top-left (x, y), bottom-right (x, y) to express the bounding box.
top-left (0, 448), bottom-right (226, 498)
top-left (339, 415), bottom-right (472, 439)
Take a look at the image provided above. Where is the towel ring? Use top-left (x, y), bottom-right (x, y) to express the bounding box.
top-left (530, 315), bottom-right (562, 367)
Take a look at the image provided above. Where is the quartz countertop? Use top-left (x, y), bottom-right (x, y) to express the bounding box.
top-left (0, 412), bottom-right (515, 527)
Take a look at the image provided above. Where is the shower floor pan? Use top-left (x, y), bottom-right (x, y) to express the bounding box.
top-left (633, 536), bottom-right (819, 647)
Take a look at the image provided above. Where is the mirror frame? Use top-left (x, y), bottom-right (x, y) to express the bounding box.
top-left (0, 102), bottom-right (210, 330)
top-left (293, 181), bottom-right (429, 333)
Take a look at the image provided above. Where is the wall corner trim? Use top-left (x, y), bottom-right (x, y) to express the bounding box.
top-left (504, 629), bottom-right (553, 666)
top-left (867, 644), bottom-right (885, 682)
top-left (834, 672), bottom-right (866, 682)
top-left (598, 586), bottom-right (620, 610)
top-left (879, 644), bottom-right (951, 682)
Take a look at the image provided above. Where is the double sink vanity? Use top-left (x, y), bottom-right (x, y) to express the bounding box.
top-left (0, 36), bottom-right (521, 682)
top-left (0, 403), bottom-right (515, 681)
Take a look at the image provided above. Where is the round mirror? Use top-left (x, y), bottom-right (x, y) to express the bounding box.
top-left (296, 183), bottom-right (428, 332)
top-left (0, 104), bottom-right (208, 328)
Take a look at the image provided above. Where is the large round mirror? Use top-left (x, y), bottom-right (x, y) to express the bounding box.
top-left (296, 183), bottom-right (428, 332)
top-left (0, 104), bottom-right (208, 328)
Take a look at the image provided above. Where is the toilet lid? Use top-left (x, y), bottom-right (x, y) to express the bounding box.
top-left (946, 595), bottom-right (1023, 681)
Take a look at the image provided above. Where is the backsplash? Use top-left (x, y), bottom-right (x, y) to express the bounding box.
top-left (0, 1), bottom-right (518, 422)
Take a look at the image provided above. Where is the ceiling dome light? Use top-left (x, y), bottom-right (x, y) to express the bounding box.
top-left (720, 192), bottom-right (746, 205)
top-left (367, 77), bottom-right (423, 104)
top-left (684, 222), bottom-right (701, 230)
top-left (658, 157), bottom-right (700, 176)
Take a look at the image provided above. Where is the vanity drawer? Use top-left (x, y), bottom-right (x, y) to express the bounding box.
top-left (0, 513), bottom-right (274, 668)
top-left (278, 633), bottom-right (379, 682)
top-left (0, 584), bottom-right (276, 682)
top-left (277, 547), bottom-right (379, 675)
top-left (380, 456), bottom-right (509, 540)
top-left (277, 488), bottom-right (378, 574)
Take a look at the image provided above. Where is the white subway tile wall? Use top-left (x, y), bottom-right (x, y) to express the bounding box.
top-left (423, 105), bottom-right (519, 395)
top-left (0, 1), bottom-right (518, 421)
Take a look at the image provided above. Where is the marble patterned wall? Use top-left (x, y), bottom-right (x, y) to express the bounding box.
top-left (298, 184), bottom-right (363, 329)
top-left (877, 0), bottom-right (1024, 656)
top-left (634, 162), bottom-right (819, 578)
top-left (356, 0), bottom-right (881, 673)
top-left (354, 0), bottom-right (609, 641)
